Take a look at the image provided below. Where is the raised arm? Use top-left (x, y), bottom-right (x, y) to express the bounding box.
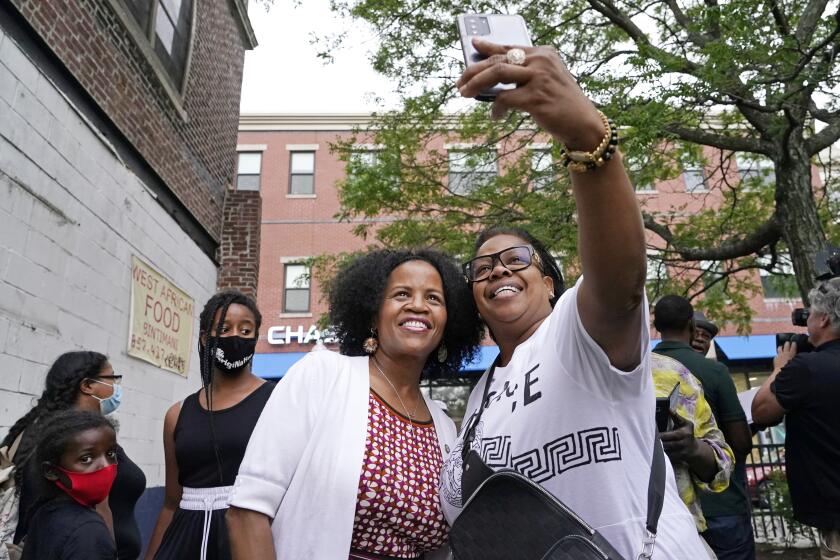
top-left (457, 39), bottom-right (646, 370)
top-left (143, 402), bottom-right (183, 560)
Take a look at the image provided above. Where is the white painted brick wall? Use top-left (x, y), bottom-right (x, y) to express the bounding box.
top-left (0, 28), bottom-right (218, 486)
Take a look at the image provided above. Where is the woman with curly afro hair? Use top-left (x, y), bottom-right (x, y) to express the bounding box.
top-left (227, 249), bottom-right (484, 560)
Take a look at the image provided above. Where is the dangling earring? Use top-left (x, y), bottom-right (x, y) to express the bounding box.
top-left (363, 329), bottom-right (379, 354)
top-left (437, 343), bottom-right (448, 363)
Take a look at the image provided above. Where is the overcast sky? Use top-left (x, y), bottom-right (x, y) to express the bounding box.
top-left (239, 1), bottom-right (400, 114)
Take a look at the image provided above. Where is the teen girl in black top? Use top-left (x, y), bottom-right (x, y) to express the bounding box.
top-left (144, 290), bottom-right (274, 560)
top-left (1, 351), bottom-right (146, 559)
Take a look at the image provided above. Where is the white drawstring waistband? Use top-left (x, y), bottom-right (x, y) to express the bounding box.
top-left (180, 485), bottom-right (233, 560)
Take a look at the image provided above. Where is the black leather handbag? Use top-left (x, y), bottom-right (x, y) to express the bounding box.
top-left (449, 361), bottom-right (666, 560)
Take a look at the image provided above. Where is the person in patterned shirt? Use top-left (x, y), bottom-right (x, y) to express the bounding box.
top-left (652, 352), bottom-right (734, 532)
top-left (226, 249), bottom-right (484, 560)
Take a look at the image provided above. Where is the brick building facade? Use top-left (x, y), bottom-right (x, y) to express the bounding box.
top-left (0, 0), bottom-right (256, 495)
top-left (238, 114), bottom-right (806, 394)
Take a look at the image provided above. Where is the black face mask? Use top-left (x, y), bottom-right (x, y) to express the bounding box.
top-left (205, 335), bottom-right (257, 375)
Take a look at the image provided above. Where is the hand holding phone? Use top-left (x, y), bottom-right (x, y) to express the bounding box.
top-left (660, 413), bottom-right (699, 463)
top-left (456, 14), bottom-right (533, 101)
top-left (655, 383), bottom-right (680, 433)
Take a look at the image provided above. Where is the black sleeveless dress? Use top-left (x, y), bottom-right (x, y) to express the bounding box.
top-left (154, 382), bottom-right (275, 560)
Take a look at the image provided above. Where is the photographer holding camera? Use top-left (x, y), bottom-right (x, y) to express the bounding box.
top-left (753, 277), bottom-right (840, 560)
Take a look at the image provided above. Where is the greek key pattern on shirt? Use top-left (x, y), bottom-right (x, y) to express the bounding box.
top-left (481, 426), bottom-right (622, 484)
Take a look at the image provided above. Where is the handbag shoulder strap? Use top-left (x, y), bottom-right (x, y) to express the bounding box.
top-left (640, 434), bottom-right (666, 559)
top-left (0, 432), bottom-right (24, 466)
top-left (8, 432), bottom-right (24, 463)
top-left (461, 358), bottom-right (499, 463)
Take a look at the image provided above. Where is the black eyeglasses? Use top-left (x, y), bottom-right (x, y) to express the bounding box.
top-left (462, 245), bottom-right (542, 283)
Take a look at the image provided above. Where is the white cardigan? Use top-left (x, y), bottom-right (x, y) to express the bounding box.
top-left (228, 350), bottom-right (457, 559)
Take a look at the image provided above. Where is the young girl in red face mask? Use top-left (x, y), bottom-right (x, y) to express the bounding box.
top-left (21, 410), bottom-right (118, 560)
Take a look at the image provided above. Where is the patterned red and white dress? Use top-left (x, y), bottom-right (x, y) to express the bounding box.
top-left (348, 390), bottom-right (449, 559)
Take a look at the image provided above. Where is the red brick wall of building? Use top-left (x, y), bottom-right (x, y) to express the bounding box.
top-left (11, 0), bottom-right (251, 240)
top-left (237, 128), bottom-right (371, 354)
top-left (218, 189), bottom-right (262, 297)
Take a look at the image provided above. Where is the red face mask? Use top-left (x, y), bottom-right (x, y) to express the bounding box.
top-left (53, 464), bottom-right (117, 507)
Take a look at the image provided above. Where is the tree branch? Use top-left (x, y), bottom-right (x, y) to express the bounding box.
top-left (806, 117), bottom-right (840, 154)
top-left (664, 0), bottom-right (713, 46)
top-left (664, 124), bottom-right (773, 155)
top-left (796, 0), bottom-right (831, 44)
top-left (808, 99), bottom-right (840, 123)
top-left (756, 8), bottom-right (840, 86)
top-left (586, 0), bottom-right (702, 73)
top-left (643, 214), bottom-right (782, 261)
top-left (767, 0), bottom-right (791, 36)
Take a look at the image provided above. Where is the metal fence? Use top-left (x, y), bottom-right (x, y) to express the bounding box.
top-left (747, 426), bottom-right (819, 547)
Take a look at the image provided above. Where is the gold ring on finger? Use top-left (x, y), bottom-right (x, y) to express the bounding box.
top-left (505, 48), bottom-right (526, 66)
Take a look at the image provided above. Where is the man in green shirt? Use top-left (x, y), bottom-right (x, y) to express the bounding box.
top-left (653, 295), bottom-right (754, 559)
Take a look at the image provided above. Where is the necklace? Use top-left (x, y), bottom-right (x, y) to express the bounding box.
top-left (371, 355), bottom-right (421, 432)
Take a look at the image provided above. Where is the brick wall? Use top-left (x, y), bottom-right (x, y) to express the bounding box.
top-left (9, 0), bottom-right (251, 241)
top-left (218, 189), bottom-right (262, 297)
top-left (0, 26), bottom-right (218, 484)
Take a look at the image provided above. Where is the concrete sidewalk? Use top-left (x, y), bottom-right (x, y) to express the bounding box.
top-left (756, 544), bottom-right (820, 559)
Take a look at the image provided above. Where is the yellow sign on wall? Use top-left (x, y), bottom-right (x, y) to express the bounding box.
top-left (128, 256), bottom-right (195, 376)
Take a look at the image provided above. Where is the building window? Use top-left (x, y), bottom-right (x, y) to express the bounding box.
top-left (283, 264), bottom-right (310, 313)
top-left (635, 180), bottom-right (657, 193)
top-left (289, 152), bottom-right (315, 195)
top-left (737, 155), bottom-right (775, 191)
top-left (531, 149), bottom-right (554, 191)
top-left (647, 251), bottom-right (668, 284)
top-left (683, 167), bottom-right (708, 193)
top-left (699, 260), bottom-right (726, 297)
top-left (236, 152), bottom-right (262, 191)
top-left (448, 150), bottom-right (497, 195)
top-left (625, 154), bottom-right (656, 193)
top-left (757, 255), bottom-right (798, 300)
top-left (123, 0), bottom-right (194, 88)
top-left (351, 150), bottom-right (380, 167)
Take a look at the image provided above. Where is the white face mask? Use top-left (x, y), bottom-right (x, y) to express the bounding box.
top-left (90, 379), bottom-right (122, 415)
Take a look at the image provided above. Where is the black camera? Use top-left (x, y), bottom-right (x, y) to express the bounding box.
top-left (775, 332), bottom-right (814, 353)
top-left (791, 307), bottom-right (810, 326)
top-left (775, 245), bottom-right (839, 354)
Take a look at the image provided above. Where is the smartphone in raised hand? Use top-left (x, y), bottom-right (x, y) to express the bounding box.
top-left (656, 383), bottom-right (680, 433)
top-left (456, 14), bottom-right (533, 101)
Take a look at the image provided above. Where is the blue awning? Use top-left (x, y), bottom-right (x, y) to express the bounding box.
top-left (463, 345), bottom-right (499, 373)
top-left (714, 334), bottom-right (777, 361)
top-left (252, 352), bottom-right (307, 379)
top-left (652, 335), bottom-right (778, 361)
top-left (253, 345), bottom-right (501, 379)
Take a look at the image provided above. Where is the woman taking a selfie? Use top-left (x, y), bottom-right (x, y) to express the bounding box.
top-left (226, 249), bottom-right (484, 559)
top-left (438, 38), bottom-right (709, 558)
top-left (144, 290), bottom-right (273, 560)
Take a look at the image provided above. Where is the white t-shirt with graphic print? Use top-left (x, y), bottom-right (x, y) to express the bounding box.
top-left (440, 278), bottom-right (708, 559)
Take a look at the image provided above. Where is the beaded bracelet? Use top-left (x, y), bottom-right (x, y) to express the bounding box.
top-left (560, 110), bottom-right (618, 173)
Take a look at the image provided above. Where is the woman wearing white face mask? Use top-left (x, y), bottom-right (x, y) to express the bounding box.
top-left (1, 350), bottom-right (147, 559)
